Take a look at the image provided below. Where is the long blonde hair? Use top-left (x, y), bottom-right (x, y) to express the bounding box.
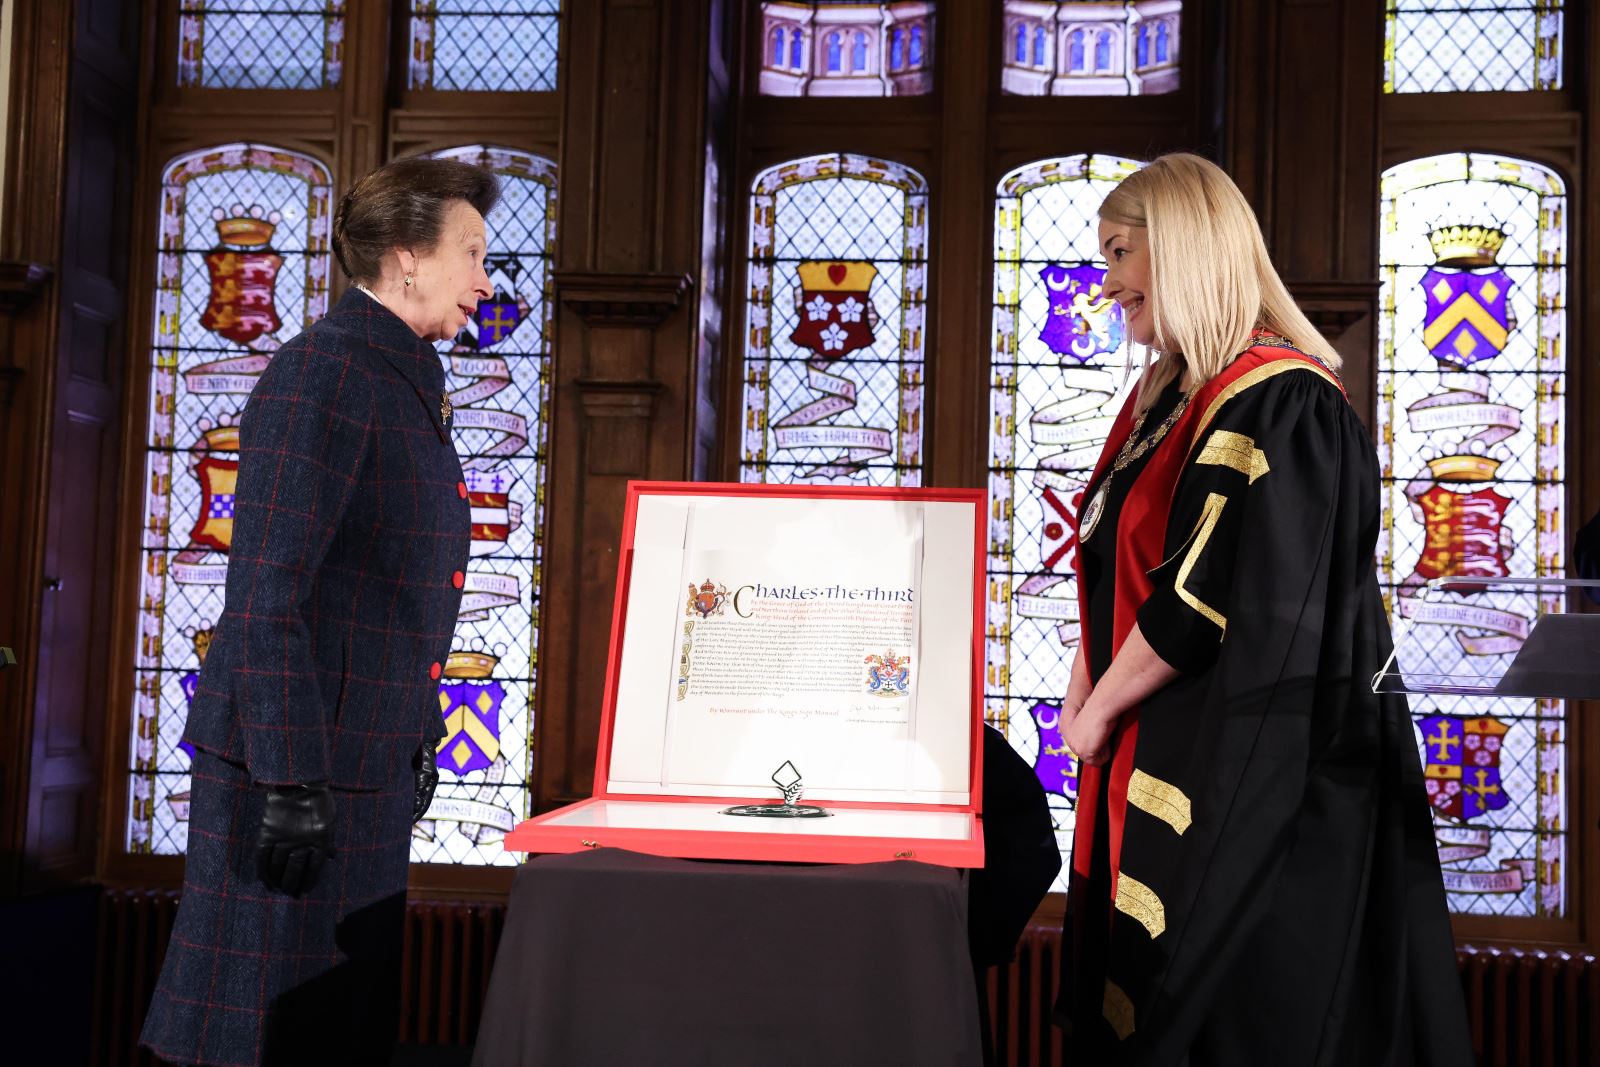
top-left (1098, 152), bottom-right (1341, 410)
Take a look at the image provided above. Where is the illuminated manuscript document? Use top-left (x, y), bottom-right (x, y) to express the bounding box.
top-left (606, 494), bottom-right (973, 804)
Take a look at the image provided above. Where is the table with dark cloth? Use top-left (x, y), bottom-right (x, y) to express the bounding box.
top-left (471, 847), bottom-right (983, 1066)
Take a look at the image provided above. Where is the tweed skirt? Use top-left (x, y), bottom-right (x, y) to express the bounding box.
top-left (140, 749), bottom-right (414, 1067)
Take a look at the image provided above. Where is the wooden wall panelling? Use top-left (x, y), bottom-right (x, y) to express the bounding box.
top-left (536, 0), bottom-right (711, 812)
top-left (1223, 0), bottom-right (1382, 426)
top-left (26, 0), bottom-right (141, 891)
top-left (922, 0), bottom-right (989, 489)
top-left (0, 0), bottom-right (82, 895)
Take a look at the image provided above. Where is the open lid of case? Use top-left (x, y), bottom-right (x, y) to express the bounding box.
top-left (592, 482), bottom-right (985, 809)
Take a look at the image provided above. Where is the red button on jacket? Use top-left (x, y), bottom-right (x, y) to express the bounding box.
top-left (457, 482), bottom-right (468, 499)
top-left (451, 571), bottom-right (465, 589)
top-left (429, 662), bottom-right (442, 681)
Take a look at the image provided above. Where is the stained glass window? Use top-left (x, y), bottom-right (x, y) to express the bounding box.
top-left (178, 1), bottom-right (346, 89)
top-left (987, 154), bottom-right (1142, 889)
top-left (418, 145), bottom-right (556, 865)
top-left (758, 2), bottom-right (935, 97)
top-left (130, 144), bottom-right (333, 854)
top-left (741, 153), bottom-right (928, 486)
top-left (1377, 153), bottom-right (1568, 917)
top-left (1000, 1), bottom-right (1180, 96)
top-left (410, 0), bottom-right (561, 92)
top-left (1385, 1), bottom-right (1562, 93)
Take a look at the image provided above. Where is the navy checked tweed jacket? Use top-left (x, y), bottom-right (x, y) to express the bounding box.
top-left (184, 288), bottom-right (469, 789)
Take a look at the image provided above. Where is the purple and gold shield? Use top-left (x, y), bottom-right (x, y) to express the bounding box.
top-left (1038, 264), bottom-right (1123, 364)
top-left (437, 678), bottom-right (506, 776)
top-left (1029, 700), bottom-right (1079, 802)
top-left (1420, 268), bottom-right (1512, 368)
top-left (1419, 713), bottom-right (1509, 821)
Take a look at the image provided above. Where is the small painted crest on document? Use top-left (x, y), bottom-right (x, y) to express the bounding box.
top-left (686, 578), bottom-right (729, 618)
top-left (864, 649), bottom-right (912, 696)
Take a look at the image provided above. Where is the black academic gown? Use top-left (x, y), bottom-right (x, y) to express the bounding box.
top-left (1059, 347), bottom-right (1472, 1066)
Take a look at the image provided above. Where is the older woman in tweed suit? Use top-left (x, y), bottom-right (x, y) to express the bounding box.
top-left (142, 157), bottom-right (496, 1067)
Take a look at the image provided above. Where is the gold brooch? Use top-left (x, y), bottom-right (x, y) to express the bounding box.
top-left (441, 393), bottom-right (453, 425)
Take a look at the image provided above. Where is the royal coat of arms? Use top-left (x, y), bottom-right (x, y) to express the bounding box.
top-left (686, 579), bottom-right (729, 619)
top-left (863, 649), bottom-right (911, 696)
top-left (790, 260), bottom-right (880, 359)
top-left (1038, 263), bottom-right (1124, 363)
top-left (1420, 713), bottom-right (1510, 821)
top-left (199, 205), bottom-right (285, 346)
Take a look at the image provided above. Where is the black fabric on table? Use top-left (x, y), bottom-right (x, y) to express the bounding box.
top-left (472, 848), bottom-right (983, 1066)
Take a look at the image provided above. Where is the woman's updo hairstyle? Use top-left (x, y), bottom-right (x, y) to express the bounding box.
top-left (331, 156), bottom-right (501, 284)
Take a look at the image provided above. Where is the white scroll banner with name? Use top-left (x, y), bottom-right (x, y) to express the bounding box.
top-left (772, 361), bottom-right (893, 478)
top-left (1398, 597), bottom-right (1530, 656)
top-left (446, 352), bottom-right (530, 471)
top-left (457, 572), bottom-right (522, 623)
top-left (183, 351), bottom-right (274, 396)
top-left (1433, 825), bottom-right (1534, 895)
top-left (169, 549), bottom-right (229, 586)
top-left (1014, 367), bottom-right (1120, 647)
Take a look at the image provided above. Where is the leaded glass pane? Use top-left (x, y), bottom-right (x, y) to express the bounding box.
top-left (417, 145), bottom-right (557, 866)
top-left (410, 0), bottom-right (562, 92)
top-left (758, 2), bottom-right (934, 96)
top-left (741, 153), bottom-right (928, 486)
top-left (1377, 153), bottom-right (1568, 917)
top-left (1385, 1), bottom-right (1562, 93)
top-left (130, 144), bottom-right (333, 854)
top-left (1000, 1), bottom-right (1180, 96)
top-left (987, 154), bottom-right (1142, 891)
top-left (178, 1), bottom-right (346, 89)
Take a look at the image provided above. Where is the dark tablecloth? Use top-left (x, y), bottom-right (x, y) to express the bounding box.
top-left (471, 848), bottom-right (983, 1066)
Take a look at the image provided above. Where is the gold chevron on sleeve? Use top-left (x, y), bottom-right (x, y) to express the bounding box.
top-left (1103, 980), bottom-right (1136, 1041)
top-left (1127, 769), bottom-right (1193, 835)
top-left (1196, 429), bottom-right (1270, 484)
top-left (1175, 492), bottom-right (1228, 634)
top-left (1115, 872), bottom-right (1167, 939)
top-left (1187, 360), bottom-right (1340, 454)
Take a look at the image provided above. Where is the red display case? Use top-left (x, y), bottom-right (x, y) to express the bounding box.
top-left (504, 481), bottom-right (986, 867)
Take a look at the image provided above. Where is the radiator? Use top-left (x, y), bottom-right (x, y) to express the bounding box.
top-left (89, 889), bottom-right (1600, 1066)
top-left (90, 888), bottom-right (504, 1066)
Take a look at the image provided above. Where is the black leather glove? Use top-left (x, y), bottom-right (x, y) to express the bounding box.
top-left (255, 784), bottom-right (335, 897)
top-left (413, 742), bottom-right (439, 824)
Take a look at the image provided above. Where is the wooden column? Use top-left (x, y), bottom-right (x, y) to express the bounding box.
top-left (536, 0), bottom-right (719, 810)
top-left (1223, 0), bottom-right (1383, 424)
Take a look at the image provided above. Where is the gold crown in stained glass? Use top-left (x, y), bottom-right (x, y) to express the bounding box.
top-left (445, 650), bottom-right (499, 679)
top-left (200, 419), bottom-right (240, 454)
top-left (1426, 454), bottom-right (1502, 482)
top-left (1427, 224), bottom-right (1506, 268)
top-left (212, 204), bottom-right (281, 248)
